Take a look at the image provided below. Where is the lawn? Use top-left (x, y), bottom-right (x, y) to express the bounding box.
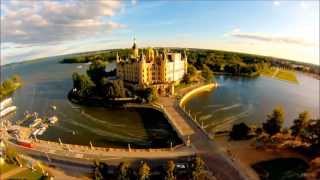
top-left (275, 70), bottom-right (299, 84)
top-left (9, 169), bottom-right (43, 180)
top-left (261, 68), bottom-right (299, 84)
top-left (260, 68), bottom-right (276, 77)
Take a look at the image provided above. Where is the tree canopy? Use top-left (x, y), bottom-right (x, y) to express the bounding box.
top-left (291, 111), bottom-right (310, 137)
top-left (263, 107), bottom-right (285, 136)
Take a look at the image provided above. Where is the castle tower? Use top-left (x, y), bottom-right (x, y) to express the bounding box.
top-left (138, 50), bottom-right (146, 87)
top-left (132, 37), bottom-right (139, 58)
top-left (146, 47), bottom-right (155, 62)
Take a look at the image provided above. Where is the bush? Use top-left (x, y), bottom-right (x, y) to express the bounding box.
top-left (229, 123), bottom-right (251, 140)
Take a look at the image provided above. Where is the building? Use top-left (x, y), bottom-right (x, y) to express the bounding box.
top-left (116, 39), bottom-right (188, 96)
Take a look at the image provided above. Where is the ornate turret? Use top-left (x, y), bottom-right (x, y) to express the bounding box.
top-left (132, 37), bottom-right (139, 58)
top-left (146, 47), bottom-right (155, 62)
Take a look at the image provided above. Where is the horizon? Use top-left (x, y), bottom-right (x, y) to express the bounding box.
top-left (1, 0), bottom-right (319, 65)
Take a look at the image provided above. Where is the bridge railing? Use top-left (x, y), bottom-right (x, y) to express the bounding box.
top-left (176, 83), bottom-right (217, 140)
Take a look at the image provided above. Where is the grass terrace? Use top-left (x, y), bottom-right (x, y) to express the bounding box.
top-left (261, 68), bottom-right (299, 84)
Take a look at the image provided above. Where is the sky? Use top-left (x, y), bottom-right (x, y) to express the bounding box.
top-left (1, 0), bottom-right (319, 65)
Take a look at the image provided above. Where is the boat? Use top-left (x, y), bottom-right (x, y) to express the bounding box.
top-left (37, 127), bottom-right (47, 135)
top-left (17, 139), bottom-right (33, 148)
top-left (77, 65), bottom-right (83, 69)
top-left (48, 116), bottom-right (58, 124)
top-left (0, 98), bottom-right (13, 110)
top-left (32, 129), bottom-right (40, 136)
top-left (0, 106), bottom-right (17, 118)
top-left (29, 118), bottom-right (42, 128)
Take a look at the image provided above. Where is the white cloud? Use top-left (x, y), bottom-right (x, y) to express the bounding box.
top-left (228, 30), bottom-right (314, 47)
top-left (1, 0), bottom-right (124, 45)
top-left (273, 1), bottom-right (280, 6)
top-left (131, 0), bottom-right (137, 6)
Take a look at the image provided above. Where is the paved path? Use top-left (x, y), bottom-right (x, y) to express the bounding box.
top-left (0, 167), bottom-right (27, 179)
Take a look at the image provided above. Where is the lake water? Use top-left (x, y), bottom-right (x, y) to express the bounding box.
top-left (1, 58), bottom-right (182, 148)
top-left (183, 74), bottom-right (320, 133)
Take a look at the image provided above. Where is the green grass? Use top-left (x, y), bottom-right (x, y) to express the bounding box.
top-left (0, 163), bottom-right (17, 174)
top-left (9, 169), bottom-right (43, 180)
top-left (260, 68), bottom-right (276, 76)
top-left (275, 70), bottom-right (299, 84)
top-left (261, 68), bottom-right (299, 84)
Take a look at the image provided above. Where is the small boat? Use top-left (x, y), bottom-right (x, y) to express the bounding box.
top-left (17, 139), bottom-right (33, 148)
top-left (0, 106), bottom-right (17, 118)
top-left (29, 118), bottom-right (42, 128)
top-left (48, 116), bottom-right (58, 124)
top-left (0, 98), bottom-right (13, 110)
top-left (32, 129), bottom-right (40, 136)
top-left (37, 127), bottom-right (47, 135)
top-left (77, 65), bottom-right (83, 69)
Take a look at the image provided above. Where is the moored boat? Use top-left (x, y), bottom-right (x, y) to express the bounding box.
top-left (0, 106), bottom-right (17, 118)
top-left (29, 118), bottom-right (42, 128)
top-left (17, 139), bottom-right (33, 148)
top-left (48, 116), bottom-right (58, 124)
top-left (0, 97), bottom-right (13, 110)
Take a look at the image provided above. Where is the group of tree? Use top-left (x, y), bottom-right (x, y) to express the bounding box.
top-left (0, 75), bottom-right (22, 100)
top-left (181, 64), bottom-right (197, 84)
top-left (93, 156), bottom-right (210, 180)
top-left (61, 49), bottom-right (131, 64)
top-left (183, 48), bottom-right (319, 78)
top-left (135, 87), bottom-right (157, 103)
top-left (229, 107), bottom-right (320, 154)
top-left (71, 59), bottom-right (125, 100)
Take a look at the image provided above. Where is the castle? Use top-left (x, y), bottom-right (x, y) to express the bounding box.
top-left (116, 39), bottom-right (188, 96)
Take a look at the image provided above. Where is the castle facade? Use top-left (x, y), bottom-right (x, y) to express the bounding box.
top-left (116, 39), bottom-right (188, 96)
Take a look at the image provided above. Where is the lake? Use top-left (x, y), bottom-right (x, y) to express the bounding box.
top-left (1, 58), bottom-right (182, 148)
top-left (183, 73), bottom-right (320, 133)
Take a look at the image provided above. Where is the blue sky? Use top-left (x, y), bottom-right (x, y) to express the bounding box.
top-left (1, 0), bottom-right (319, 65)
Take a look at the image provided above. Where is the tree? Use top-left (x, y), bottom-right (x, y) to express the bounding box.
top-left (262, 107), bottom-right (285, 136)
top-left (188, 64), bottom-right (197, 76)
top-left (136, 87), bottom-right (157, 102)
top-left (301, 119), bottom-right (320, 148)
top-left (182, 73), bottom-right (191, 84)
top-left (87, 60), bottom-right (107, 87)
top-left (165, 160), bottom-right (176, 180)
top-left (291, 111), bottom-right (310, 137)
top-left (72, 72), bottom-right (94, 97)
top-left (117, 162), bottom-right (132, 180)
top-left (138, 162), bottom-right (151, 180)
top-left (201, 64), bottom-right (213, 82)
top-left (191, 156), bottom-right (205, 180)
top-left (229, 123), bottom-right (251, 140)
top-left (93, 160), bottom-right (109, 180)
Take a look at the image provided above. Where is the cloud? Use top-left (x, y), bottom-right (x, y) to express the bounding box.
top-left (1, 0), bottom-right (125, 45)
top-left (131, 0), bottom-right (137, 6)
top-left (228, 30), bottom-right (314, 47)
top-left (273, 1), bottom-right (280, 6)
